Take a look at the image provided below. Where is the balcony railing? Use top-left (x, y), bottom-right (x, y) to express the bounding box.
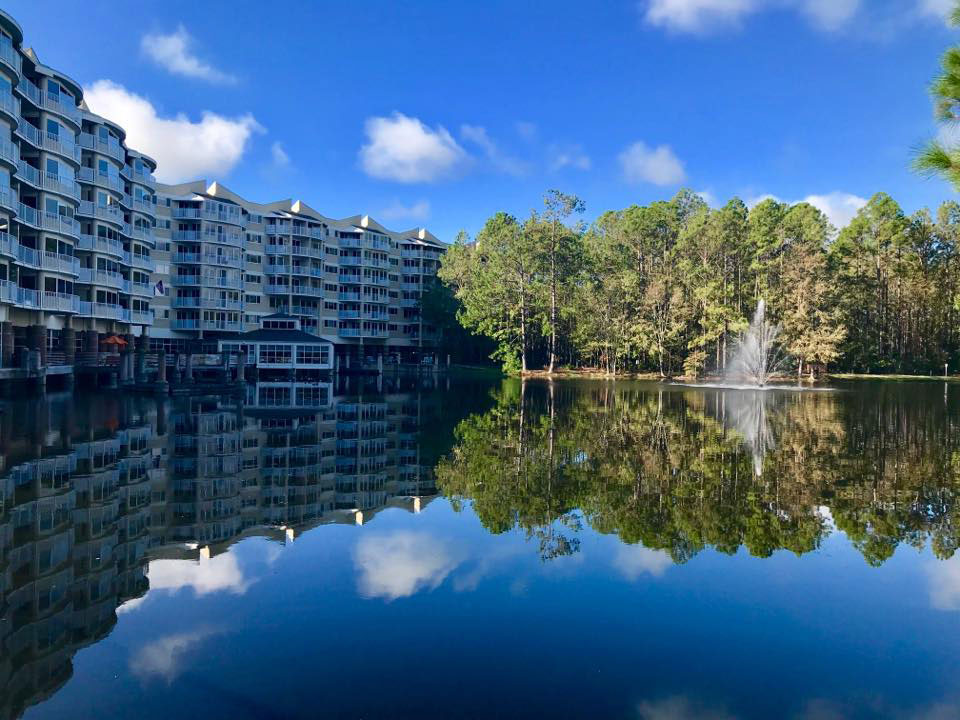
top-left (0, 89), bottom-right (18, 120)
top-left (132, 310), bottom-right (154, 325)
top-left (45, 91), bottom-right (82, 126)
top-left (14, 119), bottom-right (40, 148)
top-left (43, 132), bottom-right (81, 163)
top-left (76, 233), bottom-right (124, 257)
top-left (0, 185), bottom-right (16, 213)
top-left (41, 212), bottom-right (79, 238)
top-left (171, 231), bottom-right (201, 242)
top-left (78, 132), bottom-right (125, 162)
top-left (172, 252), bottom-right (201, 264)
top-left (77, 167), bottom-right (124, 193)
top-left (76, 301), bottom-right (132, 322)
top-left (77, 268), bottom-right (129, 292)
top-left (0, 37), bottom-right (21, 77)
top-left (172, 207), bottom-right (201, 219)
top-left (172, 296), bottom-right (201, 308)
top-left (0, 138), bottom-right (18, 167)
top-left (78, 201), bottom-right (122, 225)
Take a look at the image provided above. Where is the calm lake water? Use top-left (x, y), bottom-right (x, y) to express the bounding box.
top-left (2, 376), bottom-right (958, 720)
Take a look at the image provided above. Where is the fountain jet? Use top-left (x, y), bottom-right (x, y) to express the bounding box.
top-left (727, 300), bottom-right (783, 387)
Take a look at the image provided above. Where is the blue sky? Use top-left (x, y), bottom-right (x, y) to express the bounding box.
top-left (7, 0), bottom-right (959, 239)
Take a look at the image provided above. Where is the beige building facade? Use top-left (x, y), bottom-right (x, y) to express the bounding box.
top-left (151, 180), bottom-right (445, 360)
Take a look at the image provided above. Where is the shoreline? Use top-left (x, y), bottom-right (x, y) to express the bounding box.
top-left (500, 368), bottom-right (960, 383)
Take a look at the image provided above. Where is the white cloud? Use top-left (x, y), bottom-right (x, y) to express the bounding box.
top-left (354, 531), bottom-right (461, 600)
top-left (799, 0), bottom-right (860, 30)
top-left (619, 141), bottom-right (687, 186)
top-left (928, 555), bottom-right (960, 611)
top-left (641, 0), bottom-right (862, 33)
top-left (637, 696), bottom-right (737, 720)
top-left (613, 545), bottom-right (673, 580)
top-left (270, 141), bottom-right (290, 169)
top-left (360, 113), bottom-right (466, 183)
top-left (147, 553), bottom-right (251, 597)
top-left (745, 191), bottom-right (867, 228)
top-left (83, 80), bottom-right (262, 183)
top-left (920, 0), bottom-right (954, 24)
top-left (141, 26), bottom-right (236, 84)
top-left (643, 0), bottom-right (758, 33)
top-left (380, 199), bottom-right (431, 222)
top-left (801, 192), bottom-right (867, 228)
top-left (697, 189), bottom-right (719, 207)
top-left (548, 144), bottom-right (592, 171)
top-left (130, 628), bottom-right (220, 683)
top-left (461, 124), bottom-right (528, 176)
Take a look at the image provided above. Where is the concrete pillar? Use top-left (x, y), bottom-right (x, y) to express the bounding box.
top-left (236, 352), bottom-right (245, 382)
top-left (184, 353), bottom-right (194, 382)
top-left (27, 325), bottom-right (46, 367)
top-left (119, 350), bottom-right (132, 385)
top-left (0, 321), bottom-right (12, 368)
top-left (447, 353), bottom-right (451, 369)
top-left (377, 354), bottom-right (383, 374)
top-left (82, 330), bottom-right (98, 353)
top-left (345, 353), bottom-right (350, 369)
top-left (157, 349), bottom-right (167, 383)
top-left (62, 328), bottom-right (76, 366)
top-left (135, 334), bottom-right (147, 383)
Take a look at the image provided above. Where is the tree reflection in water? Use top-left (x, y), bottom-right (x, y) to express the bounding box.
top-left (436, 380), bottom-right (960, 566)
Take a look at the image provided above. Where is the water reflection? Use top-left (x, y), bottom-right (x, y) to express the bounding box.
top-left (437, 380), bottom-right (960, 567)
top-left (0, 377), bottom-right (464, 720)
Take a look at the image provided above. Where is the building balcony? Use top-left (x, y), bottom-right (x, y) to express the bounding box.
top-left (76, 233), bottom-right (124, 258)
top-left (0, 184), bottom-right (16, 213)
top-left (172, 318), bottom-right (200, 330)
top-left (14, 118), bottom-right (40, 148)
top-left (202, 230), bottom-right (243, 247)
top-left (125, 165), bottom-right (156, 187)
top-left (77, 268), bottom-right (129, 292)
top-left (172, 252), bottom-right (201, 264)
top-left (77, 167), bottom-right (124, 194)
top-left (172, 296), bottom-right (201, 308)
top-left (42, 132), bottom-right (81, 164)
top-left (338, 292), bottom-right (361, 302)
top-left (132, 196), bottom-right (154, 216)
top-left (76, 301), bottom-right (132, 322)
top-left (0, 137), bottom-right (18, 168)
top-left (172, 207), bottom-right (201, 220)
top-left (0, 36), bottom-right (21, 77)
top-left (40, 211), bottom-right (80, 238)
top-left (0, 89), bottom-right (18, 122)
top-left (123, 224), bottom-right (153, 244)
top-left (132, 310), bottom-right (154, 325)
top-left (44, 91), bottom-right (82, 127)
top-left (131, 281), bottom-right (153, 296)
top-left (171, 230), bottom-right (201, 242)
top-left (78, 132), bottom-right (125, 162)
top-left (78, 200), bottom-right (123, 226)
top-left (129, 254), bottom-right (154, 272)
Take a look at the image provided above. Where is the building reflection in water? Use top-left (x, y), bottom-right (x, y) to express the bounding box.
top-left (0, 376), bottom-right (446, 719)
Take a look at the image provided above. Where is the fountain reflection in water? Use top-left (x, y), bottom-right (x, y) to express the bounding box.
top-left (727, 300), bottom-right (783, 387)
top-left (724, 390), bottom-right (776, 476)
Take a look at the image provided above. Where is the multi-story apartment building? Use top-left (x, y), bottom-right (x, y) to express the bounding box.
top-left (0, 9), bottom-right (445, 381)
top-left (0, 11), bottom-right (157, 368)
top-left (152, 180), bottom-right (445, 362)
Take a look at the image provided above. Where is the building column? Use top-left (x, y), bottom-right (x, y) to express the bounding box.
top-left (62, 327), bottom-right (76, 366)
top-left (184, 352), bottom-right (194, 382)
top-left (0, 321), bottom-right (12, 368)
top-left (82, 330), bottom-right (98, 359)
top-left (135, 334), bottom-right (147, 383)
top-left (236, 352), bottom-right (245, 382)
top-left (27, 324), bottom-right (46, 367)
top-left (120, 350), bottom-right (133, 386)
top-left (157, 349), bottom-right (167, 383)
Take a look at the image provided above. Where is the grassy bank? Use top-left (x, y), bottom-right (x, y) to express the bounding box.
top-left (828, 373), bottom-right (960, 383)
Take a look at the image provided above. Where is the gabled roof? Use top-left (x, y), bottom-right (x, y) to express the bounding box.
top-left (236, 328), bottom-right (333, 343)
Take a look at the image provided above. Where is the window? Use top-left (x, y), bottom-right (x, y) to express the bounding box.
top-left (296, 345), bottom-right (330, 365)
top-left (258, 344), bottom-right (292, 364)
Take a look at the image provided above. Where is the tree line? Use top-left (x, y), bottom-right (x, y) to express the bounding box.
top-left (436, 190), bottom-right (960, 377)
top-left (435, 380), bottom-right (960, 566)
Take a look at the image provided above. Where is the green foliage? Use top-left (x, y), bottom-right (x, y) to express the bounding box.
top-left (435, 382), bottom-right (960, 566)
top-left (915, 3), bottom-right (960, 188)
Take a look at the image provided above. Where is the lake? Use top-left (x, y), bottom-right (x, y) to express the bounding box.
top-left (2, 376), bottom-right (958, 720)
